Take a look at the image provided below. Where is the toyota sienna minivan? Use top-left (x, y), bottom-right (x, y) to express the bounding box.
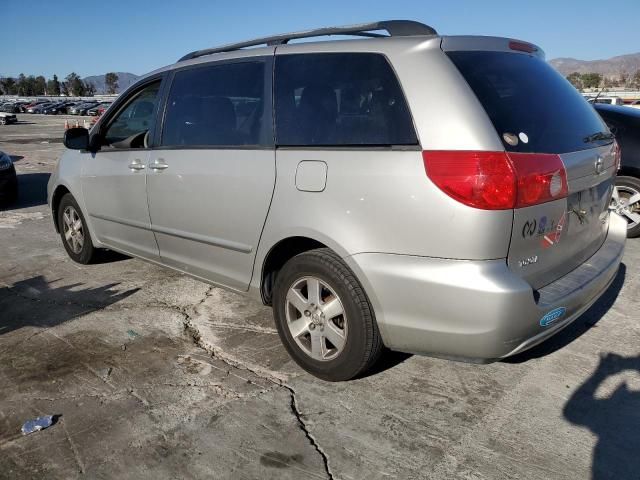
top-left (48, 21), bottom-right (626, 381)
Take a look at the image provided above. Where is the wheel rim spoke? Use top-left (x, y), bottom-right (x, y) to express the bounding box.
top-left (622, 210), bottom-right (640, 225)
top-left (306, 278), bottom-right (321, 305)
top-left (321, 297), bottom-right (343, 320)
top-left (627, 193), bottom-right (640, 206)
top-left (288, 317), bottom-right (310, 338)
top-left (287, 289), bottom-right (309, 314)
top-left (323, 322), bottom-right (346, 352)
top-left (310, 331), bottom-right (325, 360)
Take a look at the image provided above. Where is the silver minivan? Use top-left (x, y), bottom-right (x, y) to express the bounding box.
top-left (48, 21), bottom-right (626, 381)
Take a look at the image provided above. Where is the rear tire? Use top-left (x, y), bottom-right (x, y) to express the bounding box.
top-left (57, 193), bottom-right (98, 264)
top-left (613, 176), bottom-right (640, 238)
top-left (272, 248), bottom-right (383, 381)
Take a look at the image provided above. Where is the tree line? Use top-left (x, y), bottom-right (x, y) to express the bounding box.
top-left (0, 72), bottom-right (120, 97)
top-left (566, 70), bottom-right (640, 90)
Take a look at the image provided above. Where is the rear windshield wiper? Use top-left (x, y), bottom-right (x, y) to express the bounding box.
top-left (583, 131), bottom-right (614, 143)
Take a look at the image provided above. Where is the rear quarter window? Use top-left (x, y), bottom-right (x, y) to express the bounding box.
top-left (447, 51), bottom-right (611, 154)
top-left (275, 53), bottom-right (417, 147)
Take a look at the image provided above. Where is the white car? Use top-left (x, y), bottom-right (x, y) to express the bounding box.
top-left (588, 96), bottom-right (625, 106)
top-left (0, 112), bottom-right (17, 125)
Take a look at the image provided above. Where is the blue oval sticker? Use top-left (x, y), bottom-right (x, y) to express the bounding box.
top-left (540, 307), bottom-right (566, 327)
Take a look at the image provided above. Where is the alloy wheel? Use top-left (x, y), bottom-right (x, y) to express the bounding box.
top-left (285, 276), bottom-right (348, 361)
top-left (62, 206), bottom-right (85, 254)
top-left (611, 186), bottom-right (640, 229)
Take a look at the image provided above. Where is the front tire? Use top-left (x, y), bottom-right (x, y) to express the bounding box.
top-left (57, 193), bottom-right (98, 264)
top-left (273, 248), bottom-right (383, 381)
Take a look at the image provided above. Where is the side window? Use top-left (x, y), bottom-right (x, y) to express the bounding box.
top-left (103, 81), bottom-right (161, 148)
top-left (162, 61), bottom-right (267, 147)
top-left (275, 53), bottom-right (417, 146)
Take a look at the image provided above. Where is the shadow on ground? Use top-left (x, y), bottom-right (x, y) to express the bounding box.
top-left (0, 275), bottom-right (139, 337)
top-left (359, 350), bottom-right (413, 379)
top-left (0, 172), bottom-right (51, 210)
top-left (505, 263), bottom-right (626, 363)
top-left (564, 353), bottom-right (640, 480)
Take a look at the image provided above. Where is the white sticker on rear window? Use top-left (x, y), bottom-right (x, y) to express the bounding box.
top-left (503, 132), bottom-right (518, 146)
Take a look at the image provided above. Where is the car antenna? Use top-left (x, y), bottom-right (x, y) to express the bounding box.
top-left (592, 84), bottom-right (606, 103)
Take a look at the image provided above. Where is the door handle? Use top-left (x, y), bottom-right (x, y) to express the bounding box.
top-left (149, 158), bottom-right (169, 171)
top-left (128, 159), bottom-right (145, 171)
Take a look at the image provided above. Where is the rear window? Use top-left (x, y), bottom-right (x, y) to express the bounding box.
top-left (447, 51), bottom-right (611, 154)
top-left (275, 53), bottom-right (417, 146)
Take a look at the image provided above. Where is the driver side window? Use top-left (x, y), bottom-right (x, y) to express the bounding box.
top-left (102, 81), bottom-right (161, 148)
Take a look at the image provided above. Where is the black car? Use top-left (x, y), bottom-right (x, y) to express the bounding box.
top-left (0, 151), bottom-right (18, 204)
top-left (594, 103), bottom-right (640, 237)
top-left (43, 102), bottom-right (68, 115)
top-left (0, 103), bottom-right (20, 113)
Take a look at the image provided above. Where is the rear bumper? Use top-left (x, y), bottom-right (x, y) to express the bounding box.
top-left (346, 213), bottom-right (626, 361)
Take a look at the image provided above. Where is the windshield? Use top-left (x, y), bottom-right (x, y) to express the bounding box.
top-left (447, 51), bottom-right (611, 154)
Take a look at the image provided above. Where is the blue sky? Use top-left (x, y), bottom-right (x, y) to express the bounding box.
top-left (3, 0), bottom-right (639, 78)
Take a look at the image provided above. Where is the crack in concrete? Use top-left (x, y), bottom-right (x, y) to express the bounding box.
top-left (285, 384), bottom-right (335, 480)
top-left (180, 291), bottom-right (336, 480)
top-left (60, 417), bottom-right (85, 475)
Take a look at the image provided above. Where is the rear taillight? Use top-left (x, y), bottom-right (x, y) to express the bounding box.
top-left (613, 140), bottom-right (622, 170)
top-left (422, 151), bottom-right (568, 210)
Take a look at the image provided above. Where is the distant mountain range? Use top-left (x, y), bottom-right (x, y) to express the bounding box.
top-left (549, 52), bottom-right (640, 79)
top-left (82, 72), bottom-right (140, 94)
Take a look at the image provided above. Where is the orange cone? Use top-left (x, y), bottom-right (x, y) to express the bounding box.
top-left (64, 120), bottom-right (69, 130)
top-left (75, 120), bottom-right (79, 128)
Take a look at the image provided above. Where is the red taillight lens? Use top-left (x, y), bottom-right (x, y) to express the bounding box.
top-left (509, 152), bottom-right (568, 208)
top-left (423, 151), bottom-right (568, 210)
top-left (422, 151), bottom-right (516, 209)
top-left (613, 140), bottom-right (622, 170)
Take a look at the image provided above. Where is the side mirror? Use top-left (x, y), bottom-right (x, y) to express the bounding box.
top-left (63, 127), bottom-right (90, 150)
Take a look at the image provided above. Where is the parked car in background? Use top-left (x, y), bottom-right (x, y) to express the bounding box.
top-left (50, 21), bottom-right (626, 381)
top-left (0, 112), bottom-right (17, 125)
top-left (69, 102), bottom-right (98, 115)
top-left (0, 151), bottom-right (18, 203)
top-left (0, 103), bottom-right (21, 113)
top-left (87, 102), bottom-right (112, 116)
top-left (595, 103), bottom-right (640, 237)
top-left (27, 102), bottom-right (55, 114)
top-left (16, 101), bottom-right (31, 112)
top-left (588, 96), bottom-right (625, 106)
top-left (23, 100), bottom-right (50, 112)
top-left (43, 102), bottom-right (69, 115)
top-left (629, 100), bottom-right (640, 110)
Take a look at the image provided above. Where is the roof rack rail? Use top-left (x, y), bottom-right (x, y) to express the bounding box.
top-left (178, 20), bottom-right (437, 62)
